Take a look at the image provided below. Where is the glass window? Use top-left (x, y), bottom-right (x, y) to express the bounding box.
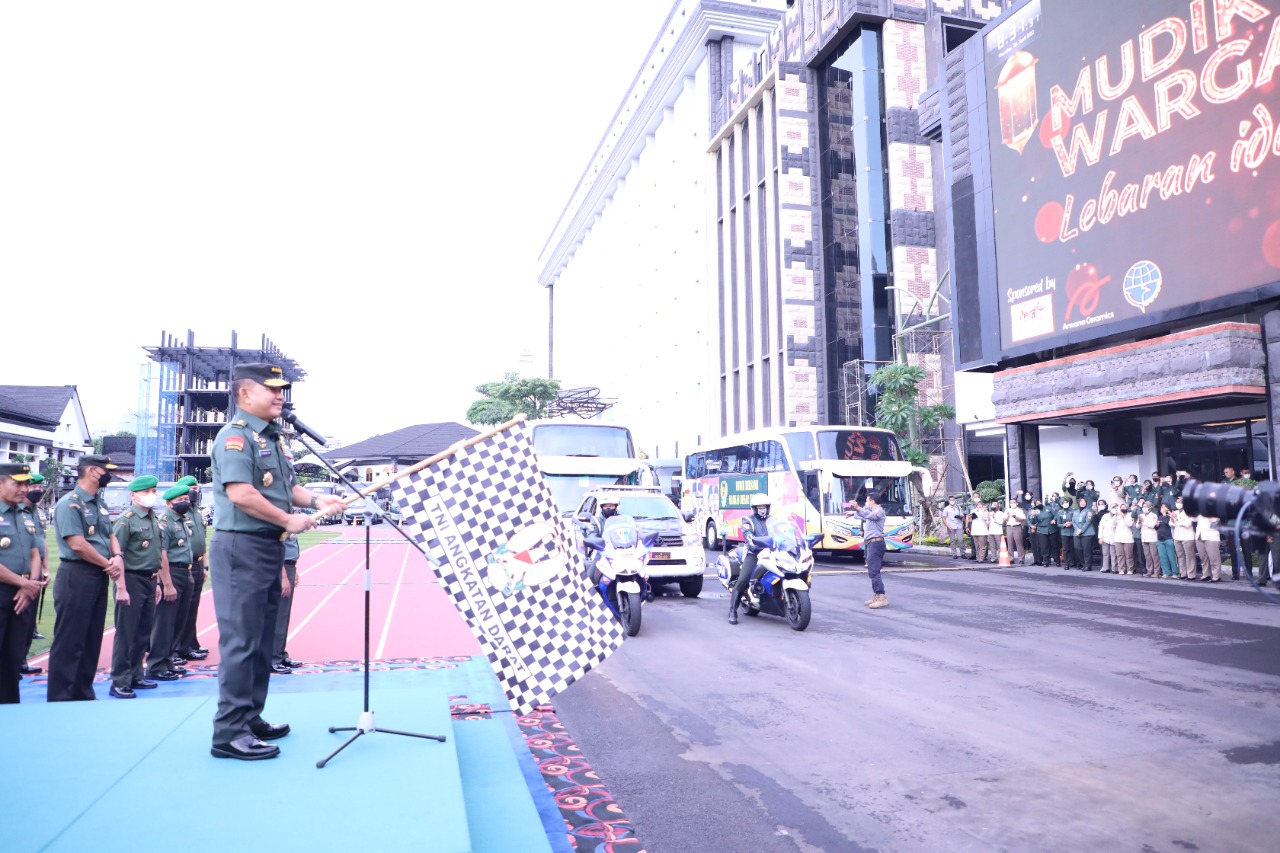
top-left (828, 475), bottom-right (911, 516)
top-left (784, 431), bottom-right (817, 465)
top-left (532, 425), bottom-right (634, 458)
top-left (816, 429), bottom-right (901, 461)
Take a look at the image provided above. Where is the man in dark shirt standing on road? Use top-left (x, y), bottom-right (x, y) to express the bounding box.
top-left (847, 493), bottom-right (889, 609)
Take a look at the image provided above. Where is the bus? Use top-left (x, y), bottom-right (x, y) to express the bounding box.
top-left (528, 418), bottom-right (648, 513)
top-left (681, 426), bottom-right (929, 553)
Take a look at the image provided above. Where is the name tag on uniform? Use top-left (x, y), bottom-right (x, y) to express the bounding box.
top-left (259, 448), bottom-right (273, 457)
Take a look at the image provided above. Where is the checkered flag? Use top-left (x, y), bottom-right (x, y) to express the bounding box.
top-left (389, 419), bottom-right (625, 714)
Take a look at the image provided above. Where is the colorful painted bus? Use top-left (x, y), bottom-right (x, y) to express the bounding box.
top-left (681, 426), bottom-right (927, 553)
top-left (529, 418), bottom-right (648, 513)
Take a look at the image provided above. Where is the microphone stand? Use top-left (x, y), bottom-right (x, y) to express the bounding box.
top-left (286, 420), bottom-right (446, 769)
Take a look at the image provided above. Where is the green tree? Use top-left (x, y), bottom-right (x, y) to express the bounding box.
top-left (868, 363), bottom-right (955, 468)
top-left (466, 373), bottom-right (562, 426)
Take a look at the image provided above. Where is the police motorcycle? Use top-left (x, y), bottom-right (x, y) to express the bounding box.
top-left (581, 514), bottom-right (654, 637)
top-left (716, 515), bottom-right (815, 631)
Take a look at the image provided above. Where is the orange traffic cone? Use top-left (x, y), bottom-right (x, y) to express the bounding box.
top-left (998, 537), bottom-right (1012, 567)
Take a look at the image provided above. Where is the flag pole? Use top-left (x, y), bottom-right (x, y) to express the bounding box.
top-left (329, 415), bottom-right (527, 509)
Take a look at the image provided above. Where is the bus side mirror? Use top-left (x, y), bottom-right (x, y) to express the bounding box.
top-left (681, 510), bottom-right (695, 523)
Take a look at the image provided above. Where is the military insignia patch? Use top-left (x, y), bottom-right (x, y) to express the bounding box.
top-left (263, 472), bottom-right (274, 488)
top-left (225, 436), bottom-right (246, 452)
top-left (0, 537), bottom-right (9, 548)
top-left (88, 525), bottom-right (95, 535)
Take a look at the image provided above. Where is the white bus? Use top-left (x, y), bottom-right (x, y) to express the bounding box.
top-left (529, 419), bottom-right (648, 513)
top-left (681, 426), bottom-right (927, 553)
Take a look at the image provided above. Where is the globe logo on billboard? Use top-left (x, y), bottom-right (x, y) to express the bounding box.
top-left (1122, 260), bottom-right (1162, 314)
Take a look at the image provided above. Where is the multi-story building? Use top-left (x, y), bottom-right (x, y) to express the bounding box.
top-left (543, 0), bottom-right (1012, 493)
top-left (139, 330), bottom-right (304, 481)
top-left (538, 0), bottom-right (787, 459)
top-left (0, 385), bottom-right (94, 481)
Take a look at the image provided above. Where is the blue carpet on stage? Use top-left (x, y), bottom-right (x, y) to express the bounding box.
top-left (3, 662), bottom-right (554, 853)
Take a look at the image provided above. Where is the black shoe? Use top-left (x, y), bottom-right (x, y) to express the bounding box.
top-left (270, 663), bottom-right (292, 674)
top-left (31, 630), bottom-right (45, 640)
top-left (149, 671), bottom-right (181, 682)
top-left (109, 686), bottom-right (136, 699)
top-left (131, 679), bottom-right (158, 690)
top-left (169, 656), bottom-right (186, 667)
top-left (180, 649), bottom-right (209, 661)
top-left (19, 663), bottom-right (42, 675)
top-left (191, 646), bottom-right (209, 655)
top-left (282, 658), bottom-right (305, 668)
top-left (249, 719), bottom-right (291, 741)
top-left (211, 735), bottom-right (280, 761)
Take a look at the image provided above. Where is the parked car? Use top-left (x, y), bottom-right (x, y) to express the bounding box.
top-left (303, 482), bottom-right (344, 524)
top-left (344, 484), bottom-right (391, 526)
top-left (572, 486), bottom-right (704, 597)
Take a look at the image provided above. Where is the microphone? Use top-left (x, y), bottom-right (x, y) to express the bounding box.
top-left (281, 405), bottom-right (327, 447)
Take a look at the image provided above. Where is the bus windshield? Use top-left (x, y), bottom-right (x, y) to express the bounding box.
top-left (829, 475), bottom-right (911, 517)
top-left (102, 484), bottom-right (132, 518)
top-left (545, 474), bottom-right (632, 513)
top-left (532, 424), bottom-right (634, 458)
top-left (816, 429), bottom-right (901, 461)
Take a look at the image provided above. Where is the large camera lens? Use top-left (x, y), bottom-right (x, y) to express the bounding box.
top-left (1180, 479), bottom-right (1252, 520)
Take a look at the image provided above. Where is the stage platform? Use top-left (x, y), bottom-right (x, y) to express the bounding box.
top-left (2, 661), bottom-right (578, 853)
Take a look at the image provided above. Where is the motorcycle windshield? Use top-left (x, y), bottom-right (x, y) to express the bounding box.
top-left (603, 515), bottom-right (641, 549)
top-left (766, 516), bottom-right (800, 554)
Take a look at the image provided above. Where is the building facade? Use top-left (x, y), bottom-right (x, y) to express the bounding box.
top-left (538, 0), bottom-right (787, 460)
top-left (706, 0), bottom-right (1010, 492)
top-left (928, 0), bottom-right (1280, 494)
top-left (542, 0), bottom-right (1012, 486)
top-left (0, 385), bottom-right (94, 477)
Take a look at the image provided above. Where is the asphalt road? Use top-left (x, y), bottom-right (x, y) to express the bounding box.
top-left (554, 551), bottom-right (1280, 853)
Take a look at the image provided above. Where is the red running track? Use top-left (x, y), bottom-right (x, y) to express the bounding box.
top-left (28, 528), bottom-right (483, 670)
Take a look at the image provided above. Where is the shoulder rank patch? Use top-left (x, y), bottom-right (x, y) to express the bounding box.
top-left (122, 510), bottom-right (133, 519)
top-left (225, 436), bottom-right (246, 452)
top-left (235, 419), bottom-right (248, 426)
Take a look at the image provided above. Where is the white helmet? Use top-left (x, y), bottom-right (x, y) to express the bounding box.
top-left (750, 493), bottom-right (771, 519)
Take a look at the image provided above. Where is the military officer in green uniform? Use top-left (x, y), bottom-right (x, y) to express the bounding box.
top-left (1, 463), bottom-right (44, 703)
top-left (271, 528), bottom-right (302, 674)
top-left (48, 455), bottom-right (125, 702)
top-left (209, 363), bottom-right (344, 760)
top-left (176, 476), bottom-right (210, 660)
top-left (20, 472), bottom-right (49, 674)
top-left (149, 483), bottom-right (195, 680)
top-left (109, 476), bottom-right (176, 698)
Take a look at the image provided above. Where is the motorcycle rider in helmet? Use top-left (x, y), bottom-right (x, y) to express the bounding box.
top-left (600, 499), bottom-right (620, 523)
top-left (729, 493), bottom-right (772, 624)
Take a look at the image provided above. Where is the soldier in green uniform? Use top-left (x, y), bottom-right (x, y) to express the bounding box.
top-left (109, 476), bottom-right (176, 698)
top-left (20, 473), bottom-right (48, 675)
top-left (209, 364), bottom-right (344, 760)
top-left (48, 455), bottom-right (125, 702)
top-left (149, 483), bottom-right (195, 680)
top-left (176, 476), bottom-right (210, 661)
top-left (1, 463), bottom-right (44, 703)
top-left (1056, 497), bottom-right (1077, 569)
top-left (271, 527), bottom-right (303, 674)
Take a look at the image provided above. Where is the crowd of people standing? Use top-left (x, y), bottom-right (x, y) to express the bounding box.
top-left (937, 466), bottom-right (1274, 585)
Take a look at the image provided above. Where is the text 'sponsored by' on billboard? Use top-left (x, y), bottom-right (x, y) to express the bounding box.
top-left (984, 0), bottom-right (1280, 351)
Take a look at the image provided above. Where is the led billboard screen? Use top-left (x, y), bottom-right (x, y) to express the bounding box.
top-left (983, 0), bottom-right (1280, 352)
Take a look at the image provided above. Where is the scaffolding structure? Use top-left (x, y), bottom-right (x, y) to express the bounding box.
top-left (136, 331), bottom-right (305, 481)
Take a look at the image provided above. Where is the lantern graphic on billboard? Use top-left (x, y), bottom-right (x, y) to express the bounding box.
top-left (996, 50), bottom-right (1039, 155)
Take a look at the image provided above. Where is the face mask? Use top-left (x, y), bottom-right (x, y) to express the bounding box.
top-left (189, 490), bottom-right (200, 504)
top-left (138, 494), bottom-right (158, 510)
top-left (172, 500), bottom-right (192, 515)
top-left (25, 488), bottom-right (44, 504)
top-left (98, 472), bottom-right (114, 489)
top-left (1175, 502), bottom-right (1183, 509)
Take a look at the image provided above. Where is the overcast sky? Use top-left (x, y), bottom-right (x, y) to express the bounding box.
top-left (1, 0), bottom-right (675, 445)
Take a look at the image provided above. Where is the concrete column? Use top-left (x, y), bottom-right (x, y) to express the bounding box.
top-left (1263, 311), bottom-right (1280, 478)
top-left (1004, 423), bottom-right (1042, 500)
